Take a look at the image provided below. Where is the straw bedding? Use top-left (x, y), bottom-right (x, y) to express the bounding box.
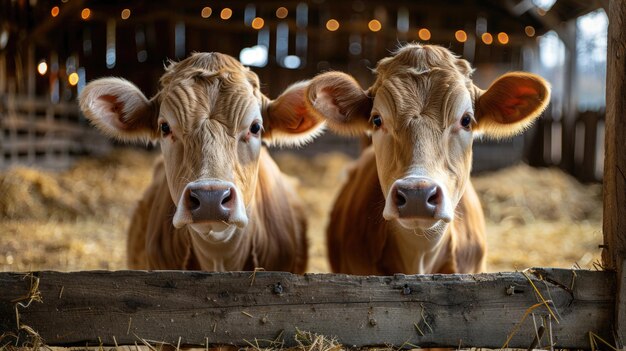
top-left (0, 149), bottom-right (602, 272)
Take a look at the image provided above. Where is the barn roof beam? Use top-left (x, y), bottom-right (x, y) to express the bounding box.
top-left (503, 0), bottom-right (575, 49)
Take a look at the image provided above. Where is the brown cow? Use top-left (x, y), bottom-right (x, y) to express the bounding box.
top-left (79, 53), bottom-right (324, 272)
top-left (304, 44), bottom-right (550, 275)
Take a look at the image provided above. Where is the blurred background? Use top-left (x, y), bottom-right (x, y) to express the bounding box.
top-left (0, 0), bottom-right (608, 272)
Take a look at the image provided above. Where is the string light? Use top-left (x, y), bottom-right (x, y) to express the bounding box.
top-left (81, 8), bottom-right (91, 20)
top-left (418, 28), bottom-right (431, 41)
top-left (37, 61), bottom-right (48, 75)
top-left (251, 17), bottom-right (264, 30)
top-left (51, 6), bottom-right (59, 17)
top-left (68, 73), bottom-right (79, 86)
top-left (455, 30), bottom-right (467, 43)
top-left (201, 7), bottom-right (212, 18)
top-left (326, 19), bottom-right (339, 31)
top-left (368, 19), bottom-right (381, 32)
top-left (276, 7), bottom-right (288, 19)
top-left (497, 32), bottom-right (509, 44)
top-left (525, 26), bottom-right (536, 37)
top-left (481, 32), bottom-right (493, 45)
top-left (121, 9), bottom-right (131, 20)
top-left (220, 8), bottom-right (232, 20)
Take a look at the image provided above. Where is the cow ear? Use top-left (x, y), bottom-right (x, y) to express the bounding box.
top-left (262, 81), bottom-right (325, 147)
top-left (475, 72), bottom-right (550, 138)
top-left (305, 71), bottom-right (372, 135)
top-left (79, 77), bottom-right (158, 142)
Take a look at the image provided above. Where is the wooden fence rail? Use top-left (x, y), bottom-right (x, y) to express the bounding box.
top-left (0, 269), bottom-right (615, 349)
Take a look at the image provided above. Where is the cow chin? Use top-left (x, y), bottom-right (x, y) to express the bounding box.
top-left (396, 217), bottom-right (445, 231)
top-left (189, 222), bottom-right (239, 242)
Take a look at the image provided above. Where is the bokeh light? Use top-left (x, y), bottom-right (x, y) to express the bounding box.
top-left (368, 19), bottom-right (382, 32)
top-left (455, 30), bottom-right (467, 43)
top-left (81, 8), bottom-right (91, 20)
top-left (497, 32), bottom-right (509, 44)
top-left (220, 8), bottom-right (232, 20)
top-left (251, 17), bottom-right (264, 30)
top-left (37, 61), bottom-right (48, 75)
top-left (326, 19), bottom-right (339, 31)
top-left (276, 7), bottom-right (288, 19)
top-left (201, 7), bottom-right (212, 18)
top-left (68, 73), bottom-right (79, 86)
top-left (418, 28), bottom-right (431, 41)
top-left (482, 32), bottom-right (493, 44)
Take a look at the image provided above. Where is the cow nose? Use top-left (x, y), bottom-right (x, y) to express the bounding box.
top-left (394, 179), bottom-right (442, 219)
top-left (187, 186), bottom-right (235, 223)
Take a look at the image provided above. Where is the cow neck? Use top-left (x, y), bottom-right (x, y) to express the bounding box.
top-left (386, 220), bottom-right (452, 274)
top-left (188, 226), bottom-right (253, 271)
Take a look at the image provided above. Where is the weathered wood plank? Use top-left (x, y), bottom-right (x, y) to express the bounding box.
top-left (603, 0), bottom-right (626, 271)
top-left (603, 0), bottom-right (626, 343)
top-left (618, 260), bottom-right (626, 348)
top-left (0, 269), bottom-right (614, 348)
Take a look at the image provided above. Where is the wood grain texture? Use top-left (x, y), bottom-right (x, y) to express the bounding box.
top-left (603, 0), bottom-right (626, 342)
top-left (603, 0), bottom-right (626, 271)
top-left (0, 269), bottom-right (614, 348)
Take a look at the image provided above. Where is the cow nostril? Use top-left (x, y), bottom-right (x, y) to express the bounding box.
top-left (189, 191), bottom-right (201, 211)
top-left (427, 188), bottom-right (440, 206)
top-left (395, 189), bottom-right (407, 207)
top-left (221, 189), bottom-right (232, 205)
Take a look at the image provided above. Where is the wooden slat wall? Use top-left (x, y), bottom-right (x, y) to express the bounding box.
top-left (0, 95), bottom-right (110, 170)
top-left (0, 269), bottom-right (615, 349)
top-left (526, 107), bottom-right (605, 182)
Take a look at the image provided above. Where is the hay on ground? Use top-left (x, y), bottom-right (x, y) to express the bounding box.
top-left (0, 148), bottom-right (603, 273)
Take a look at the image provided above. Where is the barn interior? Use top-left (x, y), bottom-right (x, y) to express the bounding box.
top-left (0, 0), bottom-right (608, 273)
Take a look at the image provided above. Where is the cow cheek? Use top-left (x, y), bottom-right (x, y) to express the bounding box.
top-left (446, 133), bottom-right (473, 203)
top-left (235, 137), bottom-right (262, 205)
top-left (372, 132), bottom-right (401, 198)
top-left (161, 141), bottom-right (187, 205)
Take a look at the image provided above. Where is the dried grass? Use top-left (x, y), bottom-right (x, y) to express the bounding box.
top-left (472, 164), bottom-right (602, 224)
top-left (0, 149), bottom-right (603, 274)
top-left (0, 149), bottom-right (156, 272)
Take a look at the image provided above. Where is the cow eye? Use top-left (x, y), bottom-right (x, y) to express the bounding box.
top-left (249, 121), bottom-right (262, 135)
top-left (372, 115), bottom-right (383, 128)
top-left (460, 113), bottom-right (472, 130)
top-left (160, 122), bottom-right (171, 136)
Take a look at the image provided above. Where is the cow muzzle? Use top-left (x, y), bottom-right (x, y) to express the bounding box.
top-left (173, 180), bottom-right (248, 230)
top-left (383, 176), bottom-right (453, 229)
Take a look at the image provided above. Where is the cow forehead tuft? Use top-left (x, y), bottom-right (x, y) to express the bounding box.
top-left (159, 52), bottom-right (260, 93)
top-left (372, 44), bottom-right (472, 89)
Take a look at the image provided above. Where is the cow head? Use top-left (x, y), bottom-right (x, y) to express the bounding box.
top-left (306, 44), bottom-right (549, 237)
top-left (80, 53), bottom-right (323, 241)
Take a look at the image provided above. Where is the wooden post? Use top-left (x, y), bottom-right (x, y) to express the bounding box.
top-left (27, 44), bottom-right (36, 165)
top-left (560, 20), bottom-right (577, 174)
top-left (27, 44), bottom-right (35, 97)
top-left (0, 52), bottom-right (6, 94)
top-left (602, 0), bottom-right (626, 344)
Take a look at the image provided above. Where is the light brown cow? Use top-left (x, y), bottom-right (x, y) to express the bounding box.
top-left (304, 44), bottom-right (550, 275)
top-left (79, 53), bottom-right (324, 272)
